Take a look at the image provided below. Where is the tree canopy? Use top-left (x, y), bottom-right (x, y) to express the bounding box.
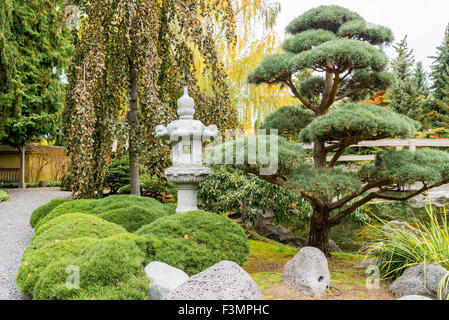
top-left (0, 0), bottom-right (72, 147)
top-left (247, 5), bottom-right (393, 115)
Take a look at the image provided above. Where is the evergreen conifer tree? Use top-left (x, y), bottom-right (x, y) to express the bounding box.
top-left (388, 36), bottom-right (422, 120)
top-left (430, 24), bottom-right (449, 127)
top-left (0, 0), bottom-right (72, 188)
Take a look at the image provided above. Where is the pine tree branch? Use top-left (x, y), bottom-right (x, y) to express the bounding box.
top-left (284, 76), bottom-right (318, 113)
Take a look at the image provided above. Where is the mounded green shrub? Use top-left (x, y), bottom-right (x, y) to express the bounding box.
top-left (34, 199), bottom-right (97, 230)
top-left (135, 210), bottom-right (250, 276)
top-left (17, 237), bottom-right (99, 295)
top-left (30, 198), bottom-right (73, 228)
top-left (162, 203), bottom-right (177, 215)
top-left (35, 195), bottom-right (166, 232)
top-left (98, 206), bottom-right (167, 232)
top-left (32, 238), bottom-right (148, 300)
top-left (30, 214), bottom-right (126, 249)
top-left (34, 213), bottom-right (97, 237)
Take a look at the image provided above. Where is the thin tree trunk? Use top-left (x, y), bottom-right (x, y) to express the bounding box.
top-left (128, 49), bottom-right (140, 196)
top-left (18, 146), bottom-right (26, 189)
top-left (308, 208), bottom-right (332, 257)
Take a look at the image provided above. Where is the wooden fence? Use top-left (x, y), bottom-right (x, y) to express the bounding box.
top-left (300, 139), bottom-right (449, 162)
top-left (0, 168), bottom-right (20, 183)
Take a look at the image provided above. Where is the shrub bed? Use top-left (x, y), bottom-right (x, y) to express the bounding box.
top-left (135, 210), bottom-right (250, 276)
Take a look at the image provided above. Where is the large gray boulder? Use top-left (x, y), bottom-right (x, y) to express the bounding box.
top-left (283, 247), bottom-right (330, 297)
top-left (410, 191), bottom-right (449, 208)
top-left (145, 262), bottom-right (189, 300)
top-left (163, 261), bottom-right (263, 300)
top-left (389, 263), bottom-right (448, 299)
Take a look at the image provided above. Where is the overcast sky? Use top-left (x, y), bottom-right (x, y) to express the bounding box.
top-left (275, 0), bottom-right (449, 73)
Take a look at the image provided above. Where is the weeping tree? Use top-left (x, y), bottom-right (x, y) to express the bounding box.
top-left (209, 6), bottom-right (449, 255)
top-left (63, 0), bottom-right (238, 198)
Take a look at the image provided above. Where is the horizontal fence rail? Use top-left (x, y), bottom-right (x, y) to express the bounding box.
top-left (298, 139), bottom-right (449, 162)
top-left (0, 168), bottom-right (20, 183)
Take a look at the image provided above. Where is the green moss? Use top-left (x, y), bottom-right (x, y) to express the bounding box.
top-left (30, 198), bottom-right (72, 228)
top-left (250, 272), bottom-right (283, 290)
top-left (135, 210), bottom-right (250, 276)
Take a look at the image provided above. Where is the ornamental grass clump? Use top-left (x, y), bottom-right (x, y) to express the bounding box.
top-left (135, 210), bottom-right (250, 276)
top-left (365, 205), bottom-right (449, 281)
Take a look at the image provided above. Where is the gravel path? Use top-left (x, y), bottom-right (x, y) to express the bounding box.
top-left (0, 188), bottom-right (71, 300)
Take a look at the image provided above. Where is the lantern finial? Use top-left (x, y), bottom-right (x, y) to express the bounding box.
top-left (177, 86), bottom-right (195, 119)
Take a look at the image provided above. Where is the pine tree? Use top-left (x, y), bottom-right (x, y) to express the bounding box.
top-left (388, 36), bottom-right (422, 121)
top-left (430, 24), bottom-right (449, 127)
top-left (414, 62), bottom-right (430, 97)
top-left (210, 6), bottom-right (449, 255)
top-left (0, 0), bottom-right (72, 188)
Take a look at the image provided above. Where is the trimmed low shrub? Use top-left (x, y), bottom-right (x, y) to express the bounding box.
top-left (32, 238), bottom-right (148, 300)
top-left (135, 210), bottom-right (250, 276)
top-left (0, 190), bottom-right (9, 202)
top-left (99, 206), bottom-right (167, 233)
top-left (34, 199), bottom-right (98, 230)
top-left (30, 214), bottom-right (126, 249)
top-left (35, 195), bottom-right (169, 233)
top-left (17, 237), bottom-right (99, 295)
top-left (162, 203), bottom-right (177, 215)
top-left (29, 198), bottom-right (72, 228)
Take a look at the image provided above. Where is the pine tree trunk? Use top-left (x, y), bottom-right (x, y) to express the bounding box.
top-left (308, 209), bottom-right (332, 257)
top-left (128, 49), bottom-right (140, 196)
top-left (18, 146), bottom-right (26, 190)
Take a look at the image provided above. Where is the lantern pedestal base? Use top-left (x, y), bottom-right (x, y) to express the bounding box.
top-left (175, 183), bottom-right (199, 214)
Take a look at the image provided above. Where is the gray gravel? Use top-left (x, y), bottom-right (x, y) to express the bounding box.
top-left (0, 188), bottom-right (71, 300)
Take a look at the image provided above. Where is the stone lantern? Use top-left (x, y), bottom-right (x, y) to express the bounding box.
top-left (156, 86), bottom-right (218, 213)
